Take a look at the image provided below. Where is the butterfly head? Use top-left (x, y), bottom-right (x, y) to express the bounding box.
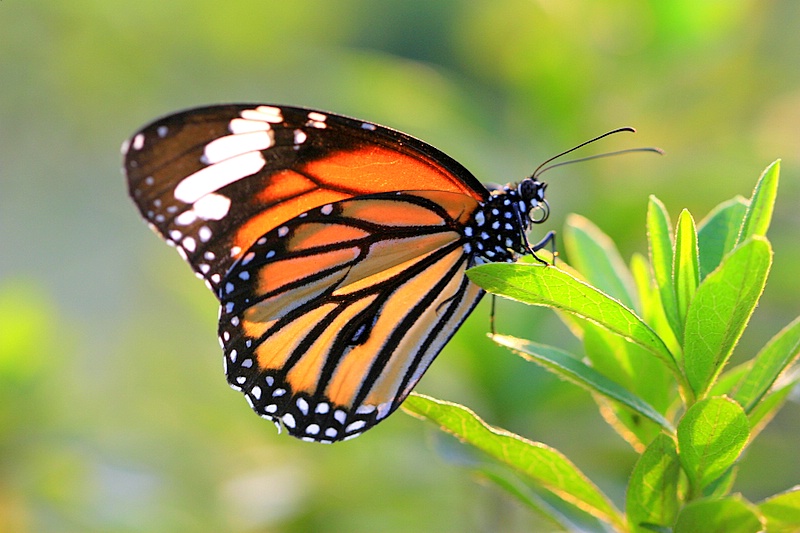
top-left (517, 177), bottom-right (549, 226)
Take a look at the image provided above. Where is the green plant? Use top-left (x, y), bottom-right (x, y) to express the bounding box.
top-left (403, 161), bottom-right (800, 532)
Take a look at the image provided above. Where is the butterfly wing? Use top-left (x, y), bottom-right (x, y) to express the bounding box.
top-left (124, 104), bottom-right (488, 291)
top-left (124, 104), bottom-right (496, 442)
top-left (219, 190), bottom-right (485, 442)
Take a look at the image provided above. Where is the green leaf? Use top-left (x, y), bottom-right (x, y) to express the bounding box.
top-left (748, 381), bottom-right (797, 439)
top-left (732, 315), bottom-right (800, 413)
top-left (580, 321), bottom-right (673, 447)
top-left (631, 252), bottom-right (681, 358)
top-left (703, 465), bottom-right (738, 498)
top-left (709, 361), bottom-right (752, 397)
top-left (759, 486), bottom-right (800, 533)
top-left (674, 495), bottom-right (763, 533)
top-left (737, 159), bottom-right (780, 245)
top-left (467, 263), bottom-right (678, 376)
top-left (647, 196), bottom-right (682, 342)
top-left (626, 434), bottom-right (682, 532)
top-left (563, 214), bottom-right (638, 311)
top-left (697, 196), bottom-right (748, 279)
top-left (491, 335), bottom-right (674, 432)
top-left (683, 237), bottom-right (772, 397)
top-left (677, 397), bottom-right (750, 494)
top-left (673, 209), bottom-right (700, 327)
top-left (402, 394), bottom-right (626, 531)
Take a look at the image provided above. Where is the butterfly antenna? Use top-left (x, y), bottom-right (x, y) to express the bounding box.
top-left (531, 127), bottom-right (643, 180)
top-left (537, 146), bottom-right (664, 175)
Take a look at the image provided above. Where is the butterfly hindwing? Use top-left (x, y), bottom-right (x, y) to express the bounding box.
top-left (217, 192), bottom-right (485, 442)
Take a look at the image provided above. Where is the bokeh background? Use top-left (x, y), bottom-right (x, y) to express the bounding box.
top-left (2, 1), bottom-right (799, 531)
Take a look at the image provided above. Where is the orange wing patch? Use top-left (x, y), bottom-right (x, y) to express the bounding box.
top-left (288, 223), bottom-right (371, 251)
top-left (232, 150), bottom-right (482, 262)
top-left (303, 146), bottom-right (482, 199)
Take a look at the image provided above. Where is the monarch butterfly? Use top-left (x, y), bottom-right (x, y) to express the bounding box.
top-left (124, 104), bottom-right (558, 443)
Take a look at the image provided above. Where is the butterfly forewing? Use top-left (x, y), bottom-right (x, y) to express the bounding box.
top-left (124, 104), bottom-right (487, 291)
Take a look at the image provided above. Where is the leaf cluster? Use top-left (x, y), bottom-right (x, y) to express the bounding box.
top-left (404, 161), bottom-right (800, 532)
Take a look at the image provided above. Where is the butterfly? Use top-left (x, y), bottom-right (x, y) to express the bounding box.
top-left (124, 104), bottom-right (554, 443)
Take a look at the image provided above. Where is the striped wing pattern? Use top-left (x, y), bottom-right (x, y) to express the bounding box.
top-left (218, 191), bottom-right (485, 442)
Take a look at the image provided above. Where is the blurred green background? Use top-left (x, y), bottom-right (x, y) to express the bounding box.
top-left (1, 1), bottom-right (799, 531)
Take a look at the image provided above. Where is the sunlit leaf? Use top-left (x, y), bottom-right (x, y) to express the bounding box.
top-left (737, 160), bottom-right (780, 245)
top-left (677, 397), bottom-right (750, 493)
top-left (490, 335), bottom-right (674, 432)
top-left (709, 361), bottom-right (752, 397)
top-left (647, 196), bottom-right (682, 341)
top-left (747, 381), bottom-right (797, 440)
top-left (732, 315), bottom-right (800, 413)
top-left (759, 486), bottom-right (800, 533)
top-left (674, 495), bottom-right (763, 533)
top-left (673, 209), bottom-right (699, 327)
top-left (626, 434), bottom-right (681, 533)
top-left (403, 394), bottom-right (626, 531)
top-left (683, 237), bottom-right (772, 397)
top-left (467, 263), bottom-right (678, 375)
top-left (581, 321), bottom-right (673, 446)
top-left (631, 252), bottom-right (681, 358)
top-left (697, 196), bottom-right (748, 279)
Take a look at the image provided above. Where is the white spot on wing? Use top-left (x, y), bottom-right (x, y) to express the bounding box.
top-left (240, 106), bottom-right (284, 123)
top-left (306, 112), bottom-right (327, 129)
top-left (202, 131), bottom-right (275, 165)
top-left (192, 193), bottom-right (231, 220)
top-left (198, 226), bottom-right (213, 242)
top-left (132, 134), bottom-right (145, 151)
top-left (346, 420), bottom-right (366, 433)
top-left (333, 409), bottom-right (346, 425)
top-left (296, 398), bottom-right (309, 416)
top-left (174, 152), bottom-right (266, 203)
top-left (229, 118), bottom-right (271, 134)
top-left (175, 211), bottom-right (197, 226)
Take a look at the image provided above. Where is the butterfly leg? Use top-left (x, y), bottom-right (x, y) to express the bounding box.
top-left (525, 230), bottom-right (557, 265)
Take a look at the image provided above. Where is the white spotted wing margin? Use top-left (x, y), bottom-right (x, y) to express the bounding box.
top-left (217, 191), bottom-right (486, 443)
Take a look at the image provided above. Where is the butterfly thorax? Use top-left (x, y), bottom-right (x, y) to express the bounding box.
top-left (465, 177), bottom-right (548, 265)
